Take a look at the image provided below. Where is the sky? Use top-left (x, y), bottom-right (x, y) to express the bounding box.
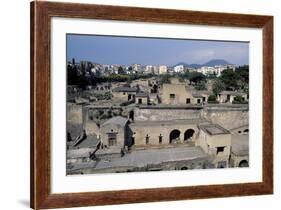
top-left (67, 34), bottom-right (249, 66)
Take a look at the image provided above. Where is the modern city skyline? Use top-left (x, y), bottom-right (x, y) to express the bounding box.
top-left (67, 34), bottom-right (249, 66)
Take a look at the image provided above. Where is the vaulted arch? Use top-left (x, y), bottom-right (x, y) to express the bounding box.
top-left (239, 160), bottom-right (249, 167)
top-left (169, 129), bottom-right (181, 143)
top-left (184, 129), bottom-right (195, 141)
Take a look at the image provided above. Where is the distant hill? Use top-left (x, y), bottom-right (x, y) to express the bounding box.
top-left (203, 59), bottom-right (230, 67)
top-left (188, 64), bottom-right (203, 68)
top-left (173, 59), bottom-right (231, 69)
top-left (173, 62), bottom-right (189, 67)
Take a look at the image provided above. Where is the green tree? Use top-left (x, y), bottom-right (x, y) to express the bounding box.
top-left (208, 94), bottom-right (218, 103)
top-left (207, 72), bottom-right (217, 79)
top-left (189, 72), bottom-right (206, 84)
top-left (118, 66), bottom-right (125, 74)
top-left (212, 79), bottom-right (225, 95)
top-left (195, 80), bottom-right (207, 90)
top-left (235, 65), bottom-right (249, 91)
top-left (219, 69), bottom-right (239, 90)
top-left (67, 64), bottom-right (78, 85)
top-left (232, 95), bottom-right (247, 104)
top-left (236, 66), bottom-right (249, 83)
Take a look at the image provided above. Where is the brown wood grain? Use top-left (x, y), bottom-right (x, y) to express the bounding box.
top-left (30, 1), bottom-right (273, 209)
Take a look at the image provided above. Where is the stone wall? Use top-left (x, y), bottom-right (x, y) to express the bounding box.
top-left (203, 108), bottom-right (248, 130)
top-left (67, 103), bottom-right (83, 124)
top-left (67, 103), bottom-right (83, 138)
top-left (129, 121), bottom-right (199, 146)
top-left (134, 107), bottom-right (203, 121)
top-left (134, 105), bottom-right (248, 131)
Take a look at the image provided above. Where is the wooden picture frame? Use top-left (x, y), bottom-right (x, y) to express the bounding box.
top-left (30, 1), bottom-right (273, 209)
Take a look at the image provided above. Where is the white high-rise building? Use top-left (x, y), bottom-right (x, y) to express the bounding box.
top-left (159, 65), bottom-right (168, 74)
top-left (132, 64), bottom-right (142, 73)
top-left (198, 66), bottom-right (216, 75)
top-left (145, 65), bottom-right (153, 74)
top-left (173, 65), bottom-right (185, 73)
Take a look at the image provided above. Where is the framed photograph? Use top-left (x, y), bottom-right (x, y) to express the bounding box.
top-left (30, 1), bottom-right (273, 209)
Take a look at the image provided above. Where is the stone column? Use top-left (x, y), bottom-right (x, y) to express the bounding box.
top-left (180, 132), bottom-right (184, 143)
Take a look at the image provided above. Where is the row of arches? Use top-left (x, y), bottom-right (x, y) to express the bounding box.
top-left (169, 129), bottom-right (195, 143)
top-left (129, 128), bottom-right (196, 146)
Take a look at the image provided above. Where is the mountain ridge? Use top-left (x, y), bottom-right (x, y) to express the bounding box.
top-left (174, 59), bottom-right (231, 68)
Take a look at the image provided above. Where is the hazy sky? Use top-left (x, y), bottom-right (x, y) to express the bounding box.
top-left (67, 34), bottom-right (249, 66)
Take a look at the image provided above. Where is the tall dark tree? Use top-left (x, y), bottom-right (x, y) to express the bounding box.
top-left (195, 80), bottom-right (207, 90)
top-left (219, 69), bottom-right (240, 90)
top-left (235, 65), bottom-right (249, 90)
top-left (67, 64), bottom-right (78, 85)
top-left (189, 72), bottom-right (206, 84)
top-left (118, 66), bottom-right (125, 74)
top-left (212, 79), bottom-right (225, 95)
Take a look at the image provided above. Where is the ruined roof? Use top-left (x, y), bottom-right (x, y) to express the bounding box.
top-left (220, 91), bottom-right (246, 96)
top-left (112, 86), bottom-right (137, 92)
top-left (130, 118), bottom-right (207, 127)
top-left (196, 90), bottom-right (212, 95)
top-left (136, 92), bottom-right (148, 97)
top-left (199, 124), bottom-right (230, 135)
top-left (231, 134), bottom-right (249, 156)
top-left (95, 146), bottom-right (208, 169)
top-left (102, 116), bottom-right (128, 127)
top-left (138, 104), bottom-right (203, 110)
top-left (192, 92), bottom-right (203, 98)
top-left (67, 134), bottom-right (100, 150)
top-left (204, 104), bottom-right (248, 111)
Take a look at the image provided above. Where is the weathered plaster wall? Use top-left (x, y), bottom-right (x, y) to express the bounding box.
top-left (203, 109), bottom-right (248, 130)
top-left (67, 103), bottom-right (83, 124)
top-left (135, 106), bottom-right (248, 131)
top-left (161, 83), bottom-right (196, 105)
top-left (134, 107), bottom-right (203, 121)
top-left (129, 122), bottom-right (199, 146)
top-left (100, 123), bottom-right (125, 148)
top-left (67, 104), bottom-right (84, 138)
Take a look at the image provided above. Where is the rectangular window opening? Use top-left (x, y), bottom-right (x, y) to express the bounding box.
top-left (217, 146), bottom-right (225, 154)
top-left (170, 94), bottom-right (175, 99)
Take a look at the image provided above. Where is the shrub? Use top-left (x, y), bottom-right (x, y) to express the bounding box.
top-left (232, 95), bottom-right (248, 104)
top-left (208, 94), bottom-right (219, 104)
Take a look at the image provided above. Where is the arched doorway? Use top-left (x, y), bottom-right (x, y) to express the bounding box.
top-left (159, 134), bottom-right (163, 144)
top-left (239, 160), bottom-right (249, 167)
top-left (169, 129), bottom-right (181, 143)
top-left (184, 129), bottom-right (195, 141)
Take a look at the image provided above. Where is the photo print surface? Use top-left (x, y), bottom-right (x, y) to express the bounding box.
top-left (66, 34), bottom-right (249, 175)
